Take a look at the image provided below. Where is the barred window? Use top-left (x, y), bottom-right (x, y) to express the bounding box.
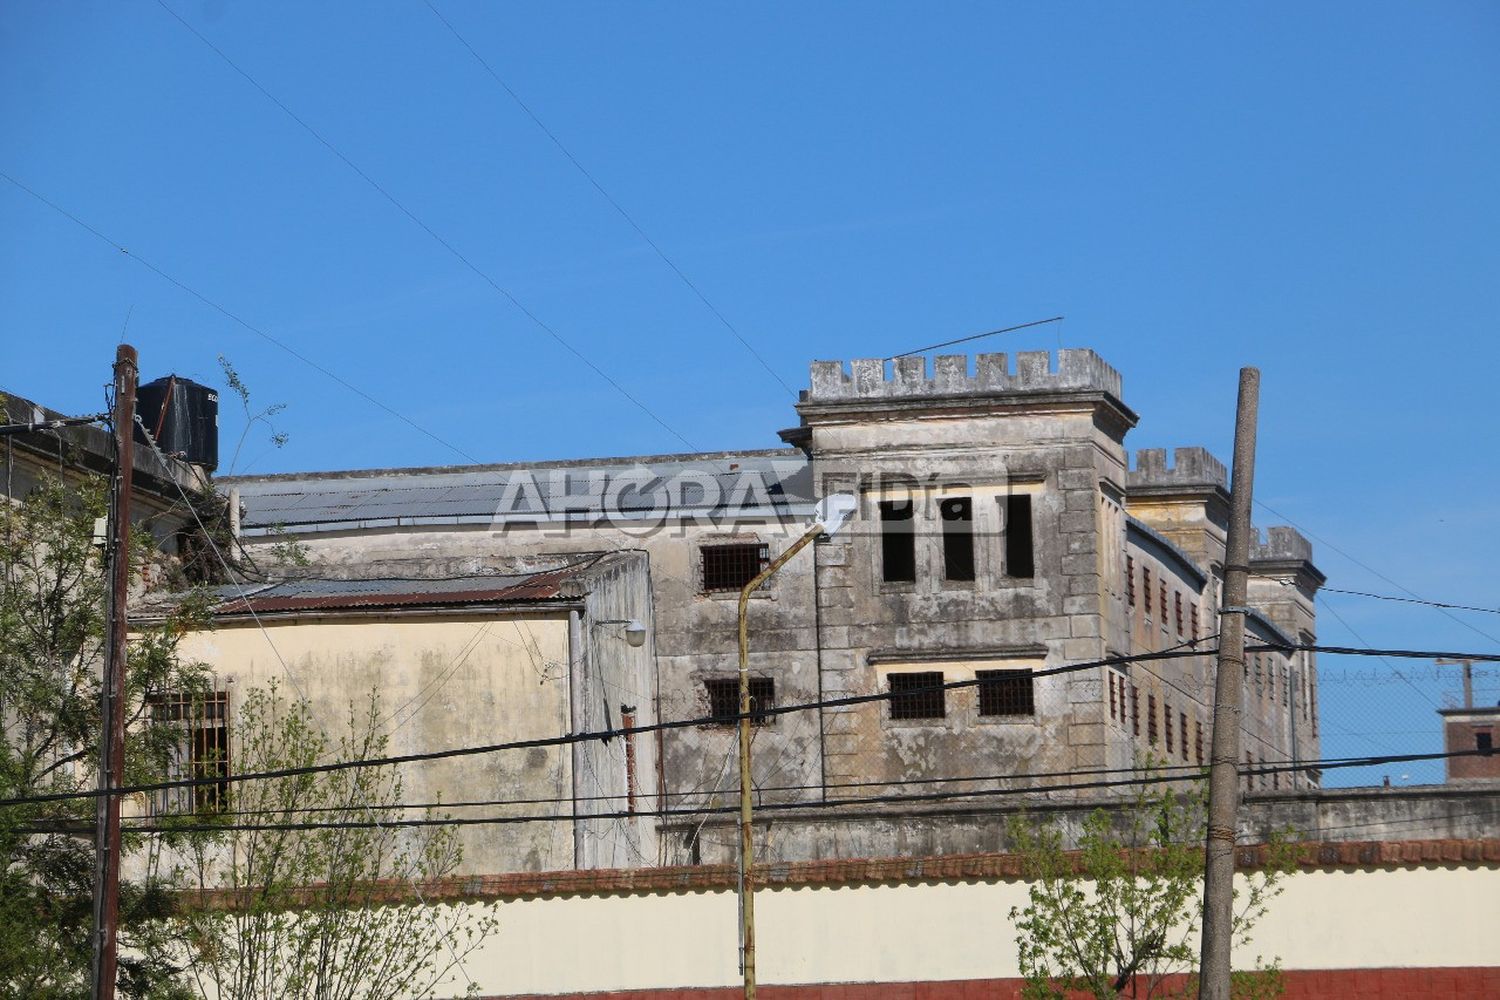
top-left (1180, 711), bottom-right (1189, 760)
top-left (1195, 721), bottom-right (1204, 765)
top-left (704, 677), bottom-right (775, 726)
top-left (888, 671), bottom-right (946, 720)
top-left (1131, 684), bottom-right (1141, 737)
top-left (1163, 700), bottom-right (1173, 753)
top-left (977, 669), bottom-right (1034, 717)
top-left (1191, 604), bottom-right (1200, 639)
top-left (1143, 568), bottom-right (1152, 615)
top-left (1174, 592), bottom-right (1184, 634)
top-left (148, 689), bottom-right (230, 815)
top-left (1147, 693), bottom-right (1158, 745)
top-left (1126, 556), bottom-right (1136, 606)
top-left (701, 543), bottom-right (769, 592)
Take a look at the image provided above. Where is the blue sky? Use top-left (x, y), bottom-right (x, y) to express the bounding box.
top-left (3, 2), bottom-right (1497, 783)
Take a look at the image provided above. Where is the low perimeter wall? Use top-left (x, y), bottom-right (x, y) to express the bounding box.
top-left (345, 838), bottom-right (1500, 999)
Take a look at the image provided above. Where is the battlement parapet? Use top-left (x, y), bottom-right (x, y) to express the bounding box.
top-left (1128, 447), bottom-right (1228, 491)
top-left (805, 349), bottom-right (1122, 403)
top-left (1251, 525), bottom-right (1315, 564)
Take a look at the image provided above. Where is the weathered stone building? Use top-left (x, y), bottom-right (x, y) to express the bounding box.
top-left (213, 348), bottom-right (1324, 866)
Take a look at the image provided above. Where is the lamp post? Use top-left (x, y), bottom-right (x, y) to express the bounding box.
top-left (737, 494), bottom-right (857, 1000)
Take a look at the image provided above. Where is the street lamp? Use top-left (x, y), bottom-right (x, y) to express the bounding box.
top-left (736, 493), bottom-right (857, 1000)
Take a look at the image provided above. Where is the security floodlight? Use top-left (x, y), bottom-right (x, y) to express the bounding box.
top-left (623, 619), bottom-right (647, 648)
top-left (813, 492), bottom-right (858, 537)
top-left (595, 618), bottom-right (648, 648)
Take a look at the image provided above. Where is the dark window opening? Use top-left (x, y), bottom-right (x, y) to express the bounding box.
top-left (1163, 701), bottom-right (1173, 753)
top-left (701, 543), bottom-right (769, 592)
top-left (1004, 494), bottom-right (1034, 579)
top-left (1194, 722), bottom-right (1204, 765)
top-left (705, 677), bottom-right (775, 726)
top-left (1191, 604), bottom-right (1200, 639)
top-left (148, 690), bottom-right (229, 815)
top-left (1159, 583), bottom-right (1168, 625)
top-left (888, 671), bottom-right (946, 720)
top-left (1478, 731), bottom-right (1494, 754)
top-left (880, 499), bottom-right (917, 583)
top-left (1180, 712), bottom-right (1189, 760)
top-left (1147, 693), bottom-right (1158, 745)
top-left (1131, 684), bottom-right (1141, 737)
top-left (1174, 592), bottom-right (1184, 634)
top-left (1109, 674), bottom-right (1117, 720)
top-left (1143, 568), bottom-right (1153, 615)
top-left (977, 669), bottom-right (1034, 717)
top-left (1127, 556), bottom-right (1136, 606)
top-left (940, 497), bottom-right (976, 582)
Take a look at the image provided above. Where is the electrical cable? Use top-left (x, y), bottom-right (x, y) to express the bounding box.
top-left (152, 0), bottom-right (695, 452)
top-left (6, 641), bottom-right (1499, 811)
top-left (422, 0), bottom-right (796, 400)
top-left (59, 746), bottom-right (1494, 837)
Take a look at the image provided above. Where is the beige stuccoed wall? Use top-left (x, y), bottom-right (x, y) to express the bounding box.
top-left (438, 865), bottom-right (1498, 996)
top-left (169, 612), bottom-right (576, 874)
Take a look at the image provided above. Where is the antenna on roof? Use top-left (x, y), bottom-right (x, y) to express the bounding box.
top-left (889, 316), bottom-right (1064, 360)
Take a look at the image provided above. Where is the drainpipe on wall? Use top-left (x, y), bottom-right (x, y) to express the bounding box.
top-left (568, 610), bottom-right (584, 870)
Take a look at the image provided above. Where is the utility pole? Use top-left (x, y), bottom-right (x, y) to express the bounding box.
top-left (736, 495), bottom-right (856, 1000)
top-left (1198, 366), bottom-right (1259, 1000)
top-left (1436, 658), bottom-right (1476, 709)
top-left (90, 344), bottom-right (137, 1000)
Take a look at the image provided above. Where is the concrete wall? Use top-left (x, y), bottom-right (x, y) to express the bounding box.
top-left (663, 782), bottom-right (1500, 864)
top-left (165, 610), bottom-right (578, 873)
top-left (355, 839), bottom-right (1500, 998)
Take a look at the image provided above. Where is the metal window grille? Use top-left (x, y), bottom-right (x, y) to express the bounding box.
top-left (1126, 556), bottom-right (1135, 606)
top-left (1174, 592), bottom-right (1183, 634)
top-left (704, 677), bottom-right (775, 725)
top-left (1159, 583), bottom-right (1167, 624)
top-left (977, 669), bottom-right (1034, 717)
top-left (701, 543), bottom-right (769, 592)
top-left (1147, 693), bottom-right (1158, 745)
top-left (1143, 568), bottom-right (1152, 615)
top-left (1109, 674), bottom-right (1117, 720)
top-left (148, 689), bottom-right (229, 815)
top-left (1163, 701), bottom-right (1173, 753)
top-left (1180, 712), bottom-right (1189, 760)
top-left (1131, 684), bottom-right (1140, 737)
top-left (1195, 722), bottom-right (1204, 765)
top-left (888, 671), bottom-right (946, 720)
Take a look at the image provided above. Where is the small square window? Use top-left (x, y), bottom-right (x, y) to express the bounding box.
top-left (704, 677), bottom-right (775, 725)
top-left (1477, 731), bottom-right (1494, 754)
top-left (701, 543), bottom-right (769, 592)
top-left (977, 669), bottom-right (1034, 717)
top-left (888, 671), bottom-right (946, 720)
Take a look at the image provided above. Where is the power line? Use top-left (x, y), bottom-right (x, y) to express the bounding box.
top-left (0, 170), bottom-right (481, 465)
top-left (1317, 585), bottom-right (1500, 617)
top-left (6, 641), bottom-right (1498, 812)
top-left (422, 0), bottom-right (796, 400)
top-left (1254, 497), bottom-right (1500, 649)
top-left (891, 316), bottom-right (1065, 359)
top-left (81, 746), bottom-right (1496, 837)
top-left (153, 0), bottom-right (695, 451)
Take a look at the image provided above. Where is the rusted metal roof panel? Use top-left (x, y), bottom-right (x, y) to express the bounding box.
top-left (211, 566), bottom-right (578, 615)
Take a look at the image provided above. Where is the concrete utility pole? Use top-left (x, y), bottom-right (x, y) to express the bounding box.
top-left (736, 495), bottom-right (856, 1000)
top-left (1198, 366), bottom-right (1259, 1000)
top-left (90, 344), bottom-right (137, 1000)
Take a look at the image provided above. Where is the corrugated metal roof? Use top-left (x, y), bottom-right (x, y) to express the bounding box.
top-left (211, 566), bottom-right (581, 615)
top-left (231, 451), bottom-right (814, 534)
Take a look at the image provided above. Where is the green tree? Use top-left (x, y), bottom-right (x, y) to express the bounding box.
top-left (0, 474), bottom-right (213, 999)
top-left (1008, 779), bottom-right (1291, 1000)
top-left (175, 684), bottom-right (497, 1000)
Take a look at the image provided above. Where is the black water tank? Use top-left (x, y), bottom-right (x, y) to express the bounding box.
top-left (136, 375), bottom-right (219, 471)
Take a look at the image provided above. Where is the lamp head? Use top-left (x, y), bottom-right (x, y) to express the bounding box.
top-left (813, 493), bottom-right (858, 537)
top-left (623, 620), bottom-right (647, 648)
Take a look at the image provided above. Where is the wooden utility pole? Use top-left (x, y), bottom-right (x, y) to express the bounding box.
top-left (1198, 366), bottom-right (1260, 1000)
top-left (90, 344), bottom-right (137, 1000)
